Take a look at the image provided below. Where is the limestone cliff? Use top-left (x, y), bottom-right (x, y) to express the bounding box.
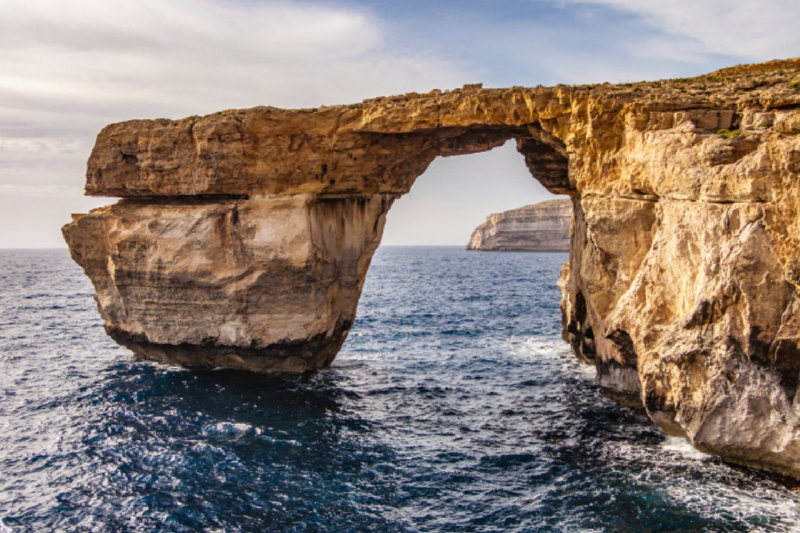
top-left (64, 58), bottom-right (800, 479)
top-left (466, 199), bottom-right (571, 251)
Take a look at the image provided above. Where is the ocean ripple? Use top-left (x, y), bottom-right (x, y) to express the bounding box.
top-left (0, 248), bottom-right (799, 532)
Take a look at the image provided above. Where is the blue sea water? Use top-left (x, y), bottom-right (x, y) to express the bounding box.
top-left (1, 247), bottom-right (799, 533)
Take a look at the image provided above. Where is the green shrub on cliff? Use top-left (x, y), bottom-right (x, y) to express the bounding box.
top-left (717, 129), bottom-right (741, 138)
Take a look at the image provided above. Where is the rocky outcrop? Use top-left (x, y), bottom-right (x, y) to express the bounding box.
top-left (64, 195), bottom-right (389, 373)
top-left (64, 58), bottom-right (800, 479)
top-left (466, 199), bottom-right (571, 251)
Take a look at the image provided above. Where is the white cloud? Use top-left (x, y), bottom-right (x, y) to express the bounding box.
top-left (558, 0), bottom-right (800, 62)
top-left (1, 0), bottom-right (467, 118)
top-left (0, 184), bottom-right (85, 198)
top-left (0, 0), bottom-right (471, 246)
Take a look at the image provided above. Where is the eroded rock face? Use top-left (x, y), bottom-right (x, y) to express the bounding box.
top-left (466, 199), bottom-right (571, 251)
top-left (64, 195), bottom-right (391, 372)
top-left (64, 58), bottom-right (800, 478)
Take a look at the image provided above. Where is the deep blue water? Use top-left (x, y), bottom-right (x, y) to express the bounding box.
top-left (1, 247), bottom-right (799, 532)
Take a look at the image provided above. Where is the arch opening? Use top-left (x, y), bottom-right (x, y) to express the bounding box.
top-left (343, 131), bottom-right (575, 371)
top-left (380, 140), bottom-right (565, 247)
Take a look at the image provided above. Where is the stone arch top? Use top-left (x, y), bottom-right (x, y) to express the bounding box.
top-left (85, 85), bottom-right (578, 199)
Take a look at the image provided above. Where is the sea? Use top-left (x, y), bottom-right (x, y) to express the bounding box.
top-left (1, 247), bottom-right (799, 532)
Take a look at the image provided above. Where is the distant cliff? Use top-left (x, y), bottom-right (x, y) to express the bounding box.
top-left (467, 199), bottom-right (572, 251)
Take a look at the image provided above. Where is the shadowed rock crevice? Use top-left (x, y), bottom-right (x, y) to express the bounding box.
top-left (64, 59), bottom-right (800, 479)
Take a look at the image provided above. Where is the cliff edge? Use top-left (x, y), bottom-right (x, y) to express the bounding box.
top-left (466, 199), bottom-right (571, 251)
top-left (64, 57), bottom-right (800, 479)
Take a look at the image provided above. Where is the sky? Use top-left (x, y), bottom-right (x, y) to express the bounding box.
top-left (1, 0), bottom-right (798, 247)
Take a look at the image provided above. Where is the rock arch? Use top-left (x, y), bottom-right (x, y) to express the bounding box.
top-left (66, 88), bottom-right (574, 374)
top-left (64, 58), bottom-right (800, 478)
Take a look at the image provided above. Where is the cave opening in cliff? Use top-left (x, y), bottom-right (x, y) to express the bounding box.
top-left (380, 140), bottom-right (567, 247)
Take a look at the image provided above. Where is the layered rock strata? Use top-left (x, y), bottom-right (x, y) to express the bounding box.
top-left (64, 58), bottom-right (800, 478)
top-left (466, 198), bottom-right (571, 251)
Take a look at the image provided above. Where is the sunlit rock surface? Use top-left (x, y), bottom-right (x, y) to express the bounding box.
top-left (64, 58), bottom-right (800, 478)
top-left (466, 199), bottom-right (571, 251)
